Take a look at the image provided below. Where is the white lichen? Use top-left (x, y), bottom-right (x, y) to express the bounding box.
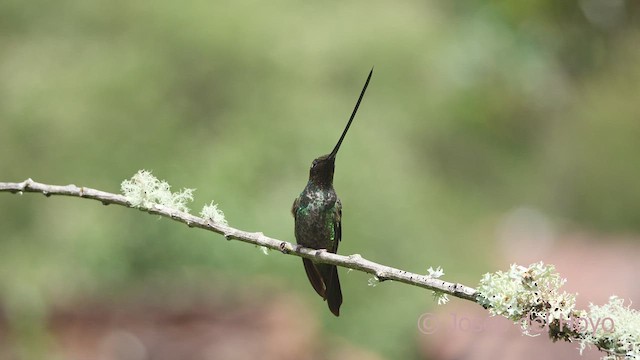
top-left (581, 296), bottom-right (640, 359)
top-left (477, 262), bottom-right (576, 334)
top-left (121, 170), bottom-right (194, 212)
top-left (427, 266), bottom-right (445, 279)
top-left (433, 291), bottom-right (450, 305)
top-left (200, 200), bottom-right (228, 225)
top-left (427, 266), bottom-right (449, 305)
top-left (476, 262), bottom-right (640, 359)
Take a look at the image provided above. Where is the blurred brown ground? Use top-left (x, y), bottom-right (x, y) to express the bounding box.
top-left (0, 290), bottom-right (382, 360)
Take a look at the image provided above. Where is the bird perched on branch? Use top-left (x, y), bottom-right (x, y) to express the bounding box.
top-left (292, 69), bottom-right (373, 316)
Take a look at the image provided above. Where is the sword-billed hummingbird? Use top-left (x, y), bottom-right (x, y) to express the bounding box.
top-left (291, 68), bottom-right (373, 316)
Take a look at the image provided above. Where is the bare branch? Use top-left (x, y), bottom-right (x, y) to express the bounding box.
top-left (0, 178), bottom-right (478, 302)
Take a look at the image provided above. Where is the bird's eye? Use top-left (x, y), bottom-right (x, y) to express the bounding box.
top-left (311, 161), bottom-right (317, 169)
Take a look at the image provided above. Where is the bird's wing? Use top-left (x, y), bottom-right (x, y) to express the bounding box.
top-left (291, 196), bottom-right (300, 219)
top-left (332, 198), bottom-right (342, 253)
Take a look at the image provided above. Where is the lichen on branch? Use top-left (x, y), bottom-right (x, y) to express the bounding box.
top-left (477, 262), bottom-right (640, 359)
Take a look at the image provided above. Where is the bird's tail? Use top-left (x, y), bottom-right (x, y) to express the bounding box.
top-left (302, 259), bottom-right (343, 316)
top-left (326, 264), bottom-right (342, 316)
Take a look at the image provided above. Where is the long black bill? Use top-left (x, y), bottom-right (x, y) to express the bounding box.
top-left (328, 67), bottom-right (374, 159)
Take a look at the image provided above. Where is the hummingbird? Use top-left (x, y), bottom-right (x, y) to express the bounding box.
top-left (292, 68), bottom-right (373, 316)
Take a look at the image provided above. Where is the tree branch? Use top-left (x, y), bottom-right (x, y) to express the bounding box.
top-left (0, 178), bottom-right (478, 302)
top-left (3, 177), bottom-right (639, 359)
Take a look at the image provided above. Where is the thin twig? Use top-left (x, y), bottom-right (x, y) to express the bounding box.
top-left (0, 178), bottom-right (478, 302)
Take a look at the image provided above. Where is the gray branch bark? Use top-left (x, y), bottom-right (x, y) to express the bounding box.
top-left (0, 178), bottom-right (478, 302)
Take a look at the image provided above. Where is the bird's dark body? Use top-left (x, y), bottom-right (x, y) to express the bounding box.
top-left (293, 185), bottom-right (340, 251)
top-left (292, 68), bottom-right (373, 317)
top-left (292, 179), bottom-right (342, 316)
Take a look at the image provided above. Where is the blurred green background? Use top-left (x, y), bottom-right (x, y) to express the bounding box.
top-left (1, 0), bottom-right (640, 359)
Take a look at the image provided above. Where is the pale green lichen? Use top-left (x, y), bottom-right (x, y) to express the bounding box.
top-left (581, 296), bottom-right (640, 359)
top-left (121, 170), bottom-right (194, 212)
top-left (427, 266), bottom-right (445, 279)
top-left (477, 262), bottom-right (640, 359)
top-left (200, 200), bottom-right (228, 225)
top-left (368, 276), bottom-right (380, 287)
top-left (427, 266), bottom-right (449, 305)
top-left (433, 291), bottom-right (450, 305)
top-left (477, 262), bottom-right (576, 335)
